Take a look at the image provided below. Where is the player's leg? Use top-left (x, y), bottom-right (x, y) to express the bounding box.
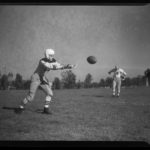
top-left (112, 80), bottom-right (116, 96)
top-left (117, 79), bottom-right (121, 97)
top-left (15, 74), bottom-right (40, 114)
top-left (21, 81), bottom-right (40, 107)
top-left (40, 82), bottom-right (53, 114)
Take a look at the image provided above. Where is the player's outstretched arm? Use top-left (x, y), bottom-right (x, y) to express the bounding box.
top-left (108, 68), bottom-right (117, 74)
top-left (108, 69), bottom-right (113, 74)
top-left (41, 59), bottom-right (77, 70)
top-left (108, 71), bottom-right (111, 74)
top-left (51, 62), bottom-right (77, 70)
top-left (62, 64), bottom-right (77, 70)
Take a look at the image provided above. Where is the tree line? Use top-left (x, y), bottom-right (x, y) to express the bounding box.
top-left (0, 68), bottom-right (150, 90)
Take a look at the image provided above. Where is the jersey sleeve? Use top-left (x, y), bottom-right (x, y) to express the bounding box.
top-left (40, 58), bottom-right (64, 70)
top-left (120, 69), bottom-right (127, 76)
top-left (50, 61), bottom-right (64, 70)
top-left (108, 68), bottom-right (116, 74)
top-left (40, 58), bottom-right (53, 69)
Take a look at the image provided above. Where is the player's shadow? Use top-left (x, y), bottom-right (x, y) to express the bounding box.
top-left (93, 95), bottom-right (104, 98)
top-left (2, 106), bottom-right (18, 111)
top-left (82, 95), bottom-right (104, 98)
top-left (2, 106), bottom-right (51, 114)
top-left (2, 106), bottom-right (22, 114)
top-left (2, 106), bottom-right (34, 113)
top-left (35, 109), bottom-right (44, 113)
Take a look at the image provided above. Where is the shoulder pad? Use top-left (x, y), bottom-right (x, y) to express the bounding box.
top-left (40, 58), bottom-right (49, 62)
top-left (40, 58), bottom-right (56, 63)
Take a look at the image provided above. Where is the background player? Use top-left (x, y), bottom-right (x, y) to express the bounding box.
top-left (108, 66), bottom-right (127, 97)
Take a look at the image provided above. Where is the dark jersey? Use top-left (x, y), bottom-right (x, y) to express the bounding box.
top-left (34, 58), bottom-right (56, 78)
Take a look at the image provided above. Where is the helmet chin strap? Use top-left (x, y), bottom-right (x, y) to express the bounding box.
top-left (48, 56), bottom-right (54, 61)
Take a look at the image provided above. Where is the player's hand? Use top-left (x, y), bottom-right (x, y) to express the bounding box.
top-left (72, 64), bottom-right (77, 69)
top-left (65, 64), bottom-right (77, 69)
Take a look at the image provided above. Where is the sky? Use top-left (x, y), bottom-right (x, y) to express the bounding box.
top-left (0, 5), bottom-right (150, 82)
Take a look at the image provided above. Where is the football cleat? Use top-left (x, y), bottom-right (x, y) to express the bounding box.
top-left (14, 107), bottom-right (25, 114)
top-left (116, 94), bottom-right (120, 97)
top-left (43, 107), bottom-right (52, 115)
top-left (112, 93), bottom-right (116, 97)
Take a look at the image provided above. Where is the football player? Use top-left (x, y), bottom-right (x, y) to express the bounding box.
top-left (108, 66), bottom-right (127, 97)
top-left (15, 49), bottom-right (76, 114)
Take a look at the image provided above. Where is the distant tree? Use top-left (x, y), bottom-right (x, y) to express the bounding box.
top-left (7, 72), bottom-right (13, 90)
top-left (130, 76), bottom-right (144, 86)
top-left (123, 77), bottom-right (132, 87)
top-left (105, 77), bottom-right (113, 88)
top-left (136, 75), bottom-right (145, 86)
top-left (1, 74), bottom-right (8, 90)
top-left (99, 78), bottom-right (105, 87)
top-left (15, 73), bottom-right (23, 89)
top-left (84, 73), bottom-right (93, 88)
top-left (130, 77), bottom-right (138, 86)
top-left (23, 80), bottom-right (31, 90)
top-left (91, 82), bottom-right (99, 88)
top-left (61, 70), bottom-right (76, 89)
top-left (76, 80), bottom-right (82, 89)
top-left (53, 77), bottom-right (61, 89)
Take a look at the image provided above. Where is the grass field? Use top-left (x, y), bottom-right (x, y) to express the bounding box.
top-left (0, 87), bottom-right (150, 143)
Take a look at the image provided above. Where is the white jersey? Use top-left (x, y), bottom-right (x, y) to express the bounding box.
top-left (109, 68), bottom-right (127, 80)
top-left (33, 57), bottom-right (63, 84)
top-left (114, 68), bottom-right (126, 79)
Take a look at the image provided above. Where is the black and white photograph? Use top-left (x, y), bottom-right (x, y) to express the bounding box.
top-left (0, 4), bottom-right (150, 146)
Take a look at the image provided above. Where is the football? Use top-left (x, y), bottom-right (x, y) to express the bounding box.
top-left (87, 56), bottom-right (97, 64)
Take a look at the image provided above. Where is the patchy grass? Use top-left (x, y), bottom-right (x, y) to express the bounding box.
top-left (0, 87), bottom-right (150, 143)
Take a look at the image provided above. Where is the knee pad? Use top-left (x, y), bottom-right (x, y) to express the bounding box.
top-left (26, 93), bottom-right (35, 102)
top-left (45, 96), bottom-right (52, 105)
top-left (45, 96), bottom-right (51, 102)
top-left (22, 98), bottom-right (28, 105)
top-left (48, 82), bottom-right (52, 88)
top-left (47, 87), bottom-right (53, 97)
